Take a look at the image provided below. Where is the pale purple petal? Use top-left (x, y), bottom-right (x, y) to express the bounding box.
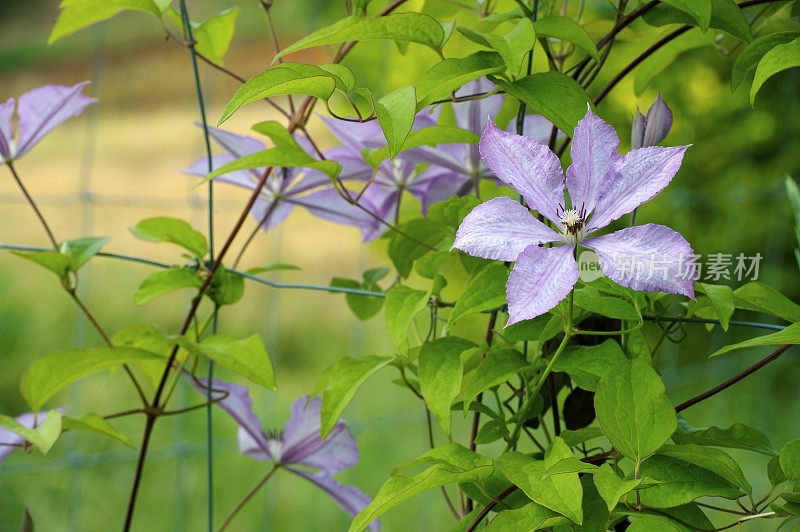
top-left (506, 244), bottom-right (578, 325)
top-left (453, 197), bottom-right (563, 261)
top-left (565, 107), bottom-right (620, 218)
top-left (1, 410), bottom-right (65, 465)
top-left (519, 114), bottom-right (562, 144)
top-left (0, 97), bottom-right (14, 161)
top-left (198, 122), bottom-right (265, 158)
top-left (588, 145), bottom-right (689, 232)
top-left (252, 196), bottom-right (294, 232)
top-left (455, 78), bottom-right (504, 167)
top-left (410, 168), bottom-right (473, 213)
top-left (184, 154), bottom-right (261, 185)
top-left (320, 115), bottom-right (385, 149)
top-left (479, 120), bottom-right (565, 226)
top-left (643, 94), bottom-right (673, 147)
top-left (399, 144), bottom-right (467, 174)
top-left (631, 108), bottom-right (646, 150)
top-left (583, 223), bottom-right (696, 298)
top-left (15, 82), bottom-right (96, 158)
top-left (287, 468), bottom-right (380, 531)
top-left (281, 396), bottom-right (358, 474)
top-left (189, 377), bottom-right (272, 460)
top-left (294, 188), bottom-right (388, 242)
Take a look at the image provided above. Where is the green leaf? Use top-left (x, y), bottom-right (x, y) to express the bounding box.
top-left (416, 51), bottom-right (506, 107)
top-left (627, 504), bottom-right (715, 531)
top-left (419, 337), bottom-right (476, 434)
top-left (373, 86), bottom-right (416, 159)
top-left (368, 126), bottom-right (479, 164)
top-left (218, 63), bottom-right (350, 123)
top-left (49, 0), bottom-right (164, 43)
top-left (208, 267), bottom-right (244, 306)
top-left (751, 36), bottom-right (800, 105)
top-left (573, 292), bottom-right (640, 320)
top-left (277, 13), bottom-right (446, 61)
top-left (0, 411), bottom-right (63, 454)
top-left (560, 427), bottom-right (604, 447)
top-left (542, 457), bottom-right (599, 478)
top-left (780, 440), bottom-right (800, 481)
top-left (458, 17), bottom-right (536, 75)
top-left (643, 0), bottom-right (751, 42)
top-left (202, 147), bottom-right (341, 183)
top-left (552, 339), bottom-right (626, 392)
top-left (733, 281), bottom-right (800, 322)
top-left (385, 285), bottom-right (430, 352)
top-left (62, 413), bottom-right (134, 448)
top-left (129, 217), bottom-right (208, 257)
top-left (315, 355), bottom-right (392, 438)
top-left (594, 463), bottom-right (660, 512)
top-left (708, 322), bottom-right (799, 357)
top-left (492, 72), bottom-right (592, 136)
top-left (498, 439), bottom-right (584, 524)
top-left (246, 263), bottom-right (301, 274)
top-left (60, 236), bottom-right (111, 271)
top-left (594, 359), bottom-right (677, 464)
top-left (658, 444), bottom-right (752, 493)
top-left (533, 16), bottom-right (600, 62)
top-left (461, 348), bottom-right (528, 411)
top-left (350, 443), bottom-right (494, 531)
top-left (673, 417), bottom-right (777, 455)
top-left (330, 277), bottom-right (384, 320)
top-left (632, 454), bottom-right (742, 508)
top-left (12, 251), bottom-right (71, 281)
top-left (485, 502), bottom-right (570, 531)
top-left (696, 283), bottom-right (734, 331)
top-left (387, 218), bottom-right (450, 278)
top-left (427, 195), bottom-right (482, 230)
top-left (134, 267), bottom-right (203, 305)
top-left (198, 334), bottom-right (275, 390)
top-left (732, 32), bottom-right (800, 91)
top-left (660, 0), bottom-right (712, 31)
top-left (448, 263), bottom-right (508, 326)
top-left (194, 8), bottom-right (238, 65)
top-left (21, 347), bottom-right (163, 410)
top-left (768, 455), bottom-right (787, 485)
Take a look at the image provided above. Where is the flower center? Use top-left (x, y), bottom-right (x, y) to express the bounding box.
top-left (265, 429), bottom-right (283, 462)
top-left (558, 204), bottom-right (587, 245)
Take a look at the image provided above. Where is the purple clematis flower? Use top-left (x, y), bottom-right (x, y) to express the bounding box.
top-left (0, 82), bottom-right (96, 163)
top-left (631, 94), bottom-right (673, 149)
top-left (184, 124), bottom-right (382, 237)
top-left (0, 410), bottom-right (63, 466)
top-left (400, 79), bottom-right (560, 207)
top-left (453, 107), bottom-right (695, 325)
top-left (191, 378), bottom-right (379, 530)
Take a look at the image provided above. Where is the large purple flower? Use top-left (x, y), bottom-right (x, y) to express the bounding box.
top-left (0, 82), bottom-right (96, 163)
top-left (192, 378), bottom-right (379, 530)
top-left (400, 79), bottom-right (559, 206)
top-left (184, 125), bottom-right (381, 237)
top-left (453, 107), bottom-right (695, 325)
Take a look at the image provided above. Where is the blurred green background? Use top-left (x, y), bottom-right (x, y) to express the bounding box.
top-left (0, 0), bottom-right (799, 530)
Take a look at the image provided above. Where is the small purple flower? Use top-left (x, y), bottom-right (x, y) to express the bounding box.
top-left (0, 82), bottom-right (96, 163)
top-left (184, 124), bottom-right (376, 234)
top-left (631, 94), bottom-right (673, 149)
top-left (400, 79), bottom-right (560, 208)
top-left (453, 106), bottom-right (695, 325)
top-left (192, 378), bottom-right (379, 530)
top-left (0, 410), bottom-right (63, 466)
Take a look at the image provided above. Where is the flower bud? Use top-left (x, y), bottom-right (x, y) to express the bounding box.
top-left (631, 93), bottom-right (673, 148)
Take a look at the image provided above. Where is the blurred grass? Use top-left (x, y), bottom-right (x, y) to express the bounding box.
top-left (0, 0), bottom-right (798, 530)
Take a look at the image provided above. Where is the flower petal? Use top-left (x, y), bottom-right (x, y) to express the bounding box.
top-left (479, 120), bottom-right (565, 225)
top-left (252, 197), bottom-right (294, 232)
top-left (1, 410), bottom-right (66, 466)
top-left (453, 196), bottom-right (563, 261)
top-left (15, 82), bottom-right (96, 158)
top-left (409, 168), bottom-right (472, 213)
top-left (281, 396), bottom-right (358, 474)
top-left (287, 468), bottom-right (380, 531)
top-left (583, 223), bottom-right (696, 298)
top-left (0, 97), bottom-right (15, 161)
top-left (643, 94), bottom-right (673, 148)
top-left (506, 244), bottom-right (578, 325)
top-left (198, 123), bottom-right (265, 159)
top-left (565, 107), bottom-right (619, 217)
top-left (455, 78), bottom-right (504, 168)
top-left (517, 114), bottom-right (562, 144)
top-left (184, 154), bottom-right (260, 187)
top-left (188, 377), bottom-right (272, 460)
top-left (588, 145), bottom-right (688, 232)
top-left (293, 188), bottom-right (388, 242)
